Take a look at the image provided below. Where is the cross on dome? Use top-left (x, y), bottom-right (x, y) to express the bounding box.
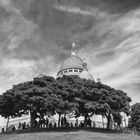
top-left (71, 41), bottom-right (77, 55)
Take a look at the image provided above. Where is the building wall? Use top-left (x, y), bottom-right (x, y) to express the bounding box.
top-left (57, 68), bottom-right (83, 77)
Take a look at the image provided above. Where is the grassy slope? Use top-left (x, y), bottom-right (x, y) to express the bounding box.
top-left (0, 131), bottom-right (140, 140)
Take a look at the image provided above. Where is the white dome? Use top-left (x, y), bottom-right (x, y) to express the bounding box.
top-left (57, 55), bottom-right (84, 75)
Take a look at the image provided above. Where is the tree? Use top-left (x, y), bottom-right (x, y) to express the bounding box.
top-left (112, 112), bottom-right (122, 130)
top-left (0, 75), bottom-right (131, 130)
top-left (56, 76), bottom-right (79, 126)
top-left (95, 82), bottom-right (131, 129)
top-left (56, 76), bottom-right (110, 127)
top-left (0, 91), bottom-right (16, 130)
top-left (129, 103), bottom-right (140, 130)
top-left (55, 76), bottom-right (131, 129)
top-left (0, 76), bottom-right (57, 128)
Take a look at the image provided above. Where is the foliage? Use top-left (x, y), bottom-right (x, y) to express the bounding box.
top-left (0, 75), bottom-right (131, 129)
top-left (129, 103), bottom-right (140, 129)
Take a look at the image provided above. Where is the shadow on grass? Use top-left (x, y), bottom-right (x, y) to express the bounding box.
top-left (4, 127), bottom-right (123, 135)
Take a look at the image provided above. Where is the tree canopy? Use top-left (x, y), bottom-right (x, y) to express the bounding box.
top-left (129, 103), bottom-right (140, 130)
top-left (0, 75), bottom-right (131, 129)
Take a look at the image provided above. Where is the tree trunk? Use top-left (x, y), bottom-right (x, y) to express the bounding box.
top-left (6, 117), bottom-right (10, 132)
top-left (30, 111), bottom-right (35, 129)
top-left (102, 115), bottom-right (104, 128)
top-left (58, 114), bottom-right (61, 127)
top-left (107, 114), bottom-right (111, 129)
top-left (84, 113), bottom-right (88, 128)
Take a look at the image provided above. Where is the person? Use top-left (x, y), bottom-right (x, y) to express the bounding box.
top-left (75, 119), bottom-right (78, 127)
top-left (87, 118), bottom-right (91, 127)
top-left (18, 122), bottom-right (22, 130)
top-left (49, 123), bottom-right (52, 128)
top-left (79, 121), bottom-right (84, 127)
top-left (54, 122), bottom-right (57, 128)
top-left (61, 117), bottom-right (64, 127)
top-left (26, 123), bottom-right (30, 129)
top-left (22, 122), bottom-right (26, 129)
top-left (42, 117), bottom-right (45, 128)
top-left (45, 117), bottom-right (49, 128)
top-left (34, 119), bottom-right (38, 128)
top-left (70, 122), bottom-right (73, 127)
top-left (1, 128), bottom-right (4, 133)
top-left (39, 118), bottom-right (43, 128)
top-left (12, 126), bottom-right (16, 131)
top-left (93, 122), bottom-right (96, 128)
top-left (63, 116), bottom-right (67, 127)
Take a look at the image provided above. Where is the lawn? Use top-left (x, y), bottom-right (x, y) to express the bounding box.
top-left (0, 131), bottom-right (139, 140)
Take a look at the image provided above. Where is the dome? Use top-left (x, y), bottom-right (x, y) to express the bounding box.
top-left (79, 70), bottom-right (94, 80)
top-left (58, 55), bottom-right (84, 72)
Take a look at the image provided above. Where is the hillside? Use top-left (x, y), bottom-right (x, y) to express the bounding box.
top-left (0, 131), bottom-right (139, 140)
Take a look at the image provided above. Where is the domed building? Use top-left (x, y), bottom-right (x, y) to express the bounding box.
top-left (57, 42), bottom-right (94, 81)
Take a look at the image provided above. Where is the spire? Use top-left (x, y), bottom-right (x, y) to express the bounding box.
top-left (71, 41), bottom-right (76, 55)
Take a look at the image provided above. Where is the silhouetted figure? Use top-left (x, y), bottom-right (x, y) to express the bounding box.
top-left (61, 117), bottom-right (64, 127)
top-left (12, 126), bottom-right (16, 131)
top-left (34, 119), bottom-right (38, 128)
top-left (93, 122), bottom-right (96, 128)
top-left (22, 122), bottom-right (26, 129)
top-left (63, 116), bottom-right (67, 127)
top-left (75, 119), bottom-right (78, 127)
top-left (1, 128), bottom-right (4, 133)
top-left (54, 122), bottom-right (57, 128)
top-left (79, 121), bottom-right (84, 127)
top-left (45, 117), bottom-right (49, 128)
top-left (70, 122), bottom-right (73, 127)
top-left (39, 119), bottom-right (43, 128)
top-left (42, 118), bottom-right (45, 128)
top-left (26, 123), bottom-right (30, 129)
top-left (49, 123), bottom-right (52, 128)
top-left (18, 122), bottom-right (22, 130)
top-left (87, 118), bottom-right (91, 127)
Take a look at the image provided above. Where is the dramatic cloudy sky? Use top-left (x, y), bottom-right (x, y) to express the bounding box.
top-left (0, 0), bottom-right (140, 105)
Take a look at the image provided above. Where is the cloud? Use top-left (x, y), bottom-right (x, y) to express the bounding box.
top-left (78, 9), bottom-right (140, 104)
top-left (54, 5), bottom-right (92, 16)
top-left (0, 0), bottom-right (140, 105)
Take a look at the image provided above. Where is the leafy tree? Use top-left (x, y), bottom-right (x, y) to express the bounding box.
top-left (112, 112), bottom-right (122, 130)
top-left (0, 76), bottom-right (57, 128)
top-left (0, 91), bottom-right (16, 130)
top-left (0, 75), bottom-right (131, 130)
top-left (55, 76), bottom-right (131, 129)
top-left (56, 76), bottom-right (79, 126)
top-left (95, 82), bottom-right (131, 129)
top-left (129, 103), bottom-right (140, 130)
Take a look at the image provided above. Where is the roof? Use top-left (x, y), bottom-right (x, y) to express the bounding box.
top-left (58, 55), bottom-right (84, 72)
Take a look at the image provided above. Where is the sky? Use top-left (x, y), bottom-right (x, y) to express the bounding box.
top-left (0, 0), bottom-right (140, 106)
